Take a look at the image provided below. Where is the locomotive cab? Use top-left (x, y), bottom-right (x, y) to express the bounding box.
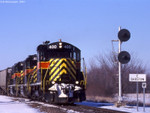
top-left (22, 55), bottom-right (37, 97)
top-left (23, 55), bottom-right (37, 84)
top-left (37, 41), bottom-right (81, 84)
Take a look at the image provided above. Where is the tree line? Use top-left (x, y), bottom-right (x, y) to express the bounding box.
top-left (86, 52), bottom-right (150, 97)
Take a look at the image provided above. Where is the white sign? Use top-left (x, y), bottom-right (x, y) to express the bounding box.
top-left (142, 83), bottom-right (147, 88)
top-left (129, 74), bottom-right (146, 82)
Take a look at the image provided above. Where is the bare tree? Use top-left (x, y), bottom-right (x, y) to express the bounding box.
top-left (86, 52), bottom-right (148, 97)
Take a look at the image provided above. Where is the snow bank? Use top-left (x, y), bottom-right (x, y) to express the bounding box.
top-left (77, 101), bottom-right (150, 113)
top-left (101, 105), bottom-right (150, 113)
top-left (0, 95), bottom-right (42, 113)
top-left (123, 93), bottom-right (150, 104)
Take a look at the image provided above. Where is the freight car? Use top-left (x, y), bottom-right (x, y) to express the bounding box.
top-left (0, 68), bottom-right (12, 94)
top-left (0, 40), bottom-right (87, 104)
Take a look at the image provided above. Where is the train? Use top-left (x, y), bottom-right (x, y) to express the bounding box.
top-left (0, 40), bottom-right (87, 104)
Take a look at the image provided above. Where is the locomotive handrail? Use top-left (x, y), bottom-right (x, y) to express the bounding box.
top-left (82, 58), bottom-right (87, 89)
top-left (15, 74), bottom-right (21, 96)
top-left (43, 60), bottom-right (52, 93)
top-left (41, 67), bottom-right (43, 90)
top-left (27, 72), bottom-right (32, 92)
top-left (82, 72), bottom-right (87, 89)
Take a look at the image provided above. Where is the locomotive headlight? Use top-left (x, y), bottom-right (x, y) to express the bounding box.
top-left (52, 81), bottom-right (55, 84)
top-left (75, 81), bottom-right (79, 84)
top-left (21, 63), bottom-right (23, 66)
top-left (59, 42), bottom-right (62, 48)
top-left (59, 42), bottom-right (62, 46)
top-left (33, 57), bottom-right (37, 60)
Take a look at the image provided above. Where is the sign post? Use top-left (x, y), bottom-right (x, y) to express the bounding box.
top-left (129, 74), bottom-right (146, 112)
top-left (136, 81), bottom-right (139, 111)
top-left (142, 83), bottom-right (146, 112)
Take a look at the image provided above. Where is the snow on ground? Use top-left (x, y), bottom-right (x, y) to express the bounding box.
top-left (76, 101), bottom-right (150, 113)
top-left (123, 93), bottom-right (150, 104)
top-left (107, 104), bottom-right (150, 113)
top-left (29, 100), bottom-right (80, 113)
top-left (0, 95), bottom-right (42, 113)
top-left (101, 105), bottom-right (150, 113)
top-left (1, 95), bottom-right (150, 113)
top-left (0, 95), bottom-right (82, 113)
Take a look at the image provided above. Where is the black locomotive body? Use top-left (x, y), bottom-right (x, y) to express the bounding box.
top-left (0, 40), bottom-right (86, 104)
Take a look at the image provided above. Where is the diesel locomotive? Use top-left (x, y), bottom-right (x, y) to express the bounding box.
top-left (0, 40), bottom-right (87, 103)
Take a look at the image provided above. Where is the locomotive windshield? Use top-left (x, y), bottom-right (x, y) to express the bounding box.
top-left (25, 57), bottom-right (37, 69)
top-left (40, 49), bottom-right (72, 61)
top-left (12, 62), bottom-right (23, 73)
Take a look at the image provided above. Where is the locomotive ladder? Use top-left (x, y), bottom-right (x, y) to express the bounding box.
top-left (82, 58), bottom-right (87, 89)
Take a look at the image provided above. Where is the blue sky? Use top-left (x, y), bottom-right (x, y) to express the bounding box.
top-left (0, 0), bottom-right (150, 71)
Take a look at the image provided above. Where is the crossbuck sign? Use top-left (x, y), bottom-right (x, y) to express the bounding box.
top-left (129, 74), bottom-right (146, 82)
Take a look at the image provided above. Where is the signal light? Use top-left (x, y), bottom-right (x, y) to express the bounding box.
top-left (118, 28), bottom-right (131, 64)
top-left (118, 51), bottom-right (131, 64)
top-left (118, 29), bottom-right (130, 42)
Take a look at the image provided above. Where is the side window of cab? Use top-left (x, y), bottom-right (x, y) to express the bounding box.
top-left (73, 52), bottom-right (76, 60)
top-left (76, 52), bottom-right (80, 62)
top-left (73, 52), bottom-right (80, 62)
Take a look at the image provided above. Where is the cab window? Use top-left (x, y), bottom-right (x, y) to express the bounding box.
top-left (77, 52), bottom-right (80, 62)
top-left (73, 52), bottom-right (76, 60)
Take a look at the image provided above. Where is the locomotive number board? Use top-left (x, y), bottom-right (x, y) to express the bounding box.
top-left (49, 43), bottom-right (73, 49)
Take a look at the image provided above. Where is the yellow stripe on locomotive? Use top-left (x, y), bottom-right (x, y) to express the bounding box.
top-left (39, 58), bottom-right (77, 83)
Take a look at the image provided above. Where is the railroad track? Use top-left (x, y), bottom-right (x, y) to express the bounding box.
top-left (12, 97), bottom-right (127, 113)
top-left (63, 104), bottom-right (127, 113)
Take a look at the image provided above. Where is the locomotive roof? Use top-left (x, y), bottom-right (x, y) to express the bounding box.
top-left (24, 54), bottom-right (37, 62)
top-left (12, 61), bottom-right (24, 68)
top-left (37, 41), bottom-right (80, 51)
